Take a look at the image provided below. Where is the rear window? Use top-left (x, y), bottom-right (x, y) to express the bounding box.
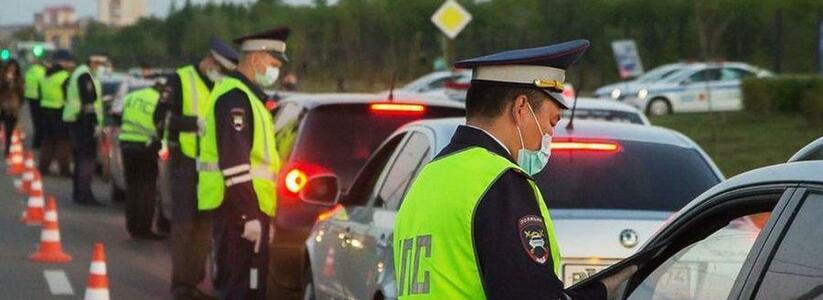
top-left (562, 109), bottom-right (644, 125)
top-left (536, 140), bottom-right (720, 211)
top-left (282, 103), bottom-right (463, 187)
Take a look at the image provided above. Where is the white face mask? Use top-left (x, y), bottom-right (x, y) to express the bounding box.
top-left (254, 66), bottom-right (280, 88)
top-left (206, 69), bottom-right (223, 82)
top-left (95, 66), bottom-right (107, 77)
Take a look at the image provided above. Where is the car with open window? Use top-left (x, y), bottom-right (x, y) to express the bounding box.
top-left (300, 117), bottom-right (724, 300)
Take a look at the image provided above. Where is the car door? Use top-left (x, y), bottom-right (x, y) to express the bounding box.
top-left (341, 130), bottom-right (433, 300)
top-left (711, 67), bottom-right (755, 111)
top-left (568, 184), bottom-right (799, 300)
top-left (311, 132), bottom-right (407, 299)
top-left (678, 68), bottom-right (719, 112)
top-left (738, 186), bottom-right (823, 300)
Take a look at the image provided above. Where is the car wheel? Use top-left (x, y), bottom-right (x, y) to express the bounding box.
top-left (302, 265), bottom-right (316, 300)
top-left (647, 98), bottom-right (672, 116)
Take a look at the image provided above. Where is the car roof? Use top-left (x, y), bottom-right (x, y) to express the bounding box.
top-left (570, 97), bottom-right (644, 113)
top-left (675, 160), bottom-right (823, 215)
top-left (404, 117), bottom-right (705, 152)
top-left (280, 92), bottom-right (465, 110)
top-left (788, 137), bottom-right (823, 162)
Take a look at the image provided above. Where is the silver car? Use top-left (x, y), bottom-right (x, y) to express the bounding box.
top-left (300, 117), bottom-right (724, 299)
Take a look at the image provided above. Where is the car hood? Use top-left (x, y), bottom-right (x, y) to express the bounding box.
top-left (552, 209), bottom-right (671, 259)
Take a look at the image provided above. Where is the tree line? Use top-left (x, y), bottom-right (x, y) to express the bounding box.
top-left (74, 0), bottom-right (823, 92)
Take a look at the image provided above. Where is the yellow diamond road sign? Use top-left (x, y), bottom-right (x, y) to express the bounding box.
top-left (431, 0), bottom-right (472, 39)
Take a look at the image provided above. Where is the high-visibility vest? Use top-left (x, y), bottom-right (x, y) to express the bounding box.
top-left (119, 87), bottom-right (161, 143)
top-left (176, 65), bottom-right (211, 158)
top-left (393, 147), bottom-right (561, 300)
top-left (23, 64), bottom-right (46, 99)
top-left (197, 77), bottom-right (279, 217)
top-left (39, 70), bottom-right (70, 109)
top-left (63, 65), bottom-right (103, 124)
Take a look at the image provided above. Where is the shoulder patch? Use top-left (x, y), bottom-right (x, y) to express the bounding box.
top-left (230, 108), bottom-right (245, 131)
top-left (518, 215), bottom-right (549, 265)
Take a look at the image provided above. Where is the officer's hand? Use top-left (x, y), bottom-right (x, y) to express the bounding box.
top-left (600, 265), bottom-right (637, 300)
top-left (242, 219), bottom-right (263, 253)
top-left (197, 118), bottom-right (206, 137)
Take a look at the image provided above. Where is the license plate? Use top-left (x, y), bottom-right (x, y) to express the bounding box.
top-left (563, 264), bottom-right (610, 286)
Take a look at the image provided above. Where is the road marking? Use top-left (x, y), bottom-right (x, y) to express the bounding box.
top-left (44, 270), bottom-right (74, 295)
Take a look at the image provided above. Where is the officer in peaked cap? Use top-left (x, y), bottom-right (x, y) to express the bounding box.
top-left (196, 27), bottom-right (288, 299)
top-left (165, 37), bottom-right (240, 300)
top-left (393, 40), bottom-right (636, 300)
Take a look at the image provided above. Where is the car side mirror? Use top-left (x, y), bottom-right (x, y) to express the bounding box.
top-left (299, 174), bottom-right (340, 206)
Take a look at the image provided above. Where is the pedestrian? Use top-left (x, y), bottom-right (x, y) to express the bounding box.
top-left (0, 59), bottom-right (24, 156)
top-left (166, 37), bottom-right (239, 300)
top-left (119, 79), bottom-right (170, 240)
top-left (62, 51), bottom-right (108, 206)
top-left (393, 40), bottom-right (636, 300)
top-left (38, 50), bottom-right (73, 177)
top-left (197, 27), bottom-right (288, 299)
top-left (23, 54), bottom-right (48, 150)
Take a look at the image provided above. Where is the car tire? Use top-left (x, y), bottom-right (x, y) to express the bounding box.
top-left (302, 264), bottom-right (316, 300)
top-left (647, 98), bottom-right (672, 116)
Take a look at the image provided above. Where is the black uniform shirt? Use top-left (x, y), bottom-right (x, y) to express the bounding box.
top-left (436, 126), bottom-right (606, 300)
top-left (76, 72), bottom-right (98, 128)
top-left (165, 64), bottom-right (214, 144)
top-left (212, 71), bottom-right (271, 220)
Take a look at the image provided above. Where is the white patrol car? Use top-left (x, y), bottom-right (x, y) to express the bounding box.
top-left (594, 63), bottom-right (688, 100)
top-left (621, 62), bottom-right (772, 116)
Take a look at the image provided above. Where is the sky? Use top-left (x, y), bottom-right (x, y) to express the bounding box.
top-left (0, 0), bottom-right (313, 25)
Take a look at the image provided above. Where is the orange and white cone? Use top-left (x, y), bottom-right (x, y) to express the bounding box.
top-left (18, 151), bottom-right (36, 194)
top-left (20, 170), bottom-right (45, 225)
top-left (30, 196), bottom-right (72, 263)
top-left (84, 243), bottom-right (110, 300)
top-left (7, 130), bottom-right (24, 176)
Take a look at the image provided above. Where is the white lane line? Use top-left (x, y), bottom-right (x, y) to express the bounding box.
top-left (44, 270), bottom-right (75, 295)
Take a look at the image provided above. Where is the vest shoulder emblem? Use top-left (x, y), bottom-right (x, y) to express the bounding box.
top-left (518, 215), bottom-right (549, 265)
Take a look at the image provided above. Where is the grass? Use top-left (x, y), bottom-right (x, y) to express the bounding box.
top-left (649, 111), bottom-right (822, 177)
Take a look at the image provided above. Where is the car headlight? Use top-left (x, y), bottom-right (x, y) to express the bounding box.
top-left (610, 88), bottom-right (622, 99)
top-left (637, 89), bottom-right (649, 100)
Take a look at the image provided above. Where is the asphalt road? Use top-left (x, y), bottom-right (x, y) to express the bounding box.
top-left (0, 107), bottom-right (175, 299)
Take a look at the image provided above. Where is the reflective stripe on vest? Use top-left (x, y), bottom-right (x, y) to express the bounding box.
top-left (119, 88), bottom-right (161, 143)
top-left (63, 65), bottom-right (103, 124)
top-left (196, 77), bottom-right (279, 217)
top-left (176, 65), bottom-right (211, 158)
top-left (39, 70), bottom-right (70, 109)
top-left (24, 64), bottom-right (46, 99)
top-left (393, 147), bottom-right (561, 300)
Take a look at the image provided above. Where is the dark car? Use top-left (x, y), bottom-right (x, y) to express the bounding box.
top-left (267, 92), bottom-right (464, 298)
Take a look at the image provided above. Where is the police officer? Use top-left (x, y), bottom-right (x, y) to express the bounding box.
top-left (197, 27), bottom-right (287, 299)
top-left (23, 53), bottom-right (47, 149)
top-left (63, 52), bottom-right (108, 206)
top-left (38, 50), bottom-right (73, 176)
top-left (166, 37), bottom-right (239, 300)
top-left (119, 79), bottom-right (170, 239)
top-left (393, 40), bottom-right (636, 300)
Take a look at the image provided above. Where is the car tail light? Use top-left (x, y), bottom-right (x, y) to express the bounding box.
top-left (284, 168), bottom-right (308, 194)
top-left (369, 103), bottom-right (426, 115)
top-left (552, 139), bottom-right (621, 152)
top-left (278, 162), bottom-right (330, 204)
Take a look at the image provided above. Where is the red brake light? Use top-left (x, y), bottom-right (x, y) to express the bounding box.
top-left (369, 103), bottom-right (426, 115)
top-left (551, 139), bottom-right (621, 152)
top-left (284, 168), bottom-right (308, 194)
top-left (278, 162), bottom-right (331, 204)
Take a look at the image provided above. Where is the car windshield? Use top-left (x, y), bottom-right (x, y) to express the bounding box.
top-left (536, 140), bottom-right (720, 211)
top-left (636, 65), bottom-right (682, 83)
top-left (561, 109), bottom-right (644, 125)
top-left (290, 104), bottom-right (463, 187)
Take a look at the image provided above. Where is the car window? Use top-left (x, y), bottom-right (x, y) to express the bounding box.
top-left (687, 68), bottom-right (721, 83)
top-left (754, 192), bottom-right (823, 300)
top-left (272, 102), bottom-right (306, 164)
top-left (719, 68), bottom-right (754, 81)
top-left (628, 211), bottom-right (772, 300)
top-left (375, 132), bottom-right (430, 211)
top-left (342, 133), bottom-right (406, 206)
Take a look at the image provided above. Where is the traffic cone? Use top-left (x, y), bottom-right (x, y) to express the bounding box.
top-left (84, 243), bottom-right (110, 300)
top-left (19, 151), bottom-right (36, 194)
top-left (20, 170), bottom-right (45, 225)
top-left (29, 196), bottom-right (72, 263)
top-left (6, 130), bottom-right (24, 176)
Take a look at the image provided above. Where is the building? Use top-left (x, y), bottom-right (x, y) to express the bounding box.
top-left (34, 5), bottom-right (84, 49)
top-left (98, 0), bottom-right (147, 27)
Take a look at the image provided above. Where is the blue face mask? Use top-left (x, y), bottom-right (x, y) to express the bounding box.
top-left (516, 103), bottom-right (552, 176)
